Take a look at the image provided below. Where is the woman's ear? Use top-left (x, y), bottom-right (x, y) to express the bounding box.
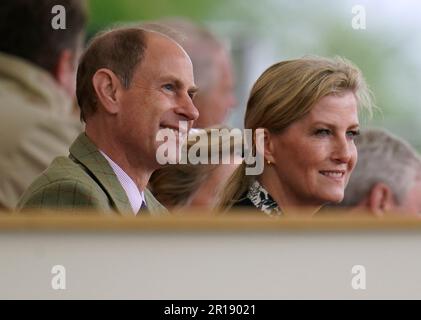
top-left (260, 128), bottom-right (276, 164)
top-left (368, 182), bottom-right (396, 216)
top-left (91, 68), bottom-right (123, 115)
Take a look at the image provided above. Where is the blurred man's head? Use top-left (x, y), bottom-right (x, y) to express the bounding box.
top-left (341, 129), bottom-right (421, 216)
top-left (142, 18), bottom-right (237, 128)
top-left (77, 28), bottom-right (199, 174)
top-left (0, 0), bottom-right (87, 96)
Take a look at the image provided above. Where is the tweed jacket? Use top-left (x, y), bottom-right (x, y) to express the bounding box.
top-left (17, 133), bottom-right (167, 215)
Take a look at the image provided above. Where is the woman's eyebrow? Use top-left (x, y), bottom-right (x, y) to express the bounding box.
top-left (311, 121), bottom-right (360, 129)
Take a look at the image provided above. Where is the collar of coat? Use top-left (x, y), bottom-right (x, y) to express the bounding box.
top-left (69, 133), bottom-right (134, 215)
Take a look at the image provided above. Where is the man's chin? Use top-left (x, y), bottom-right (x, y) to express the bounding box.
top-left (155, 139), bottom-right (185, 165)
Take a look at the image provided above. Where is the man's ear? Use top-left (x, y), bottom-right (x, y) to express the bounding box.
top-left (92, 68), bottom-right (123, 115)
top-left (54, 49), bottom-right (77, 97)
top-left (367, 183), bottom-right (396, 216)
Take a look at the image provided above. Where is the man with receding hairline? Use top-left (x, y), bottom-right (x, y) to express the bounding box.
top-left (18, 28), bottom-right (199, 214)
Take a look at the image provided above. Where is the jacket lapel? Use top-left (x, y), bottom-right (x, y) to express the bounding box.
top-left (69, 133), bottom-right (133, 215)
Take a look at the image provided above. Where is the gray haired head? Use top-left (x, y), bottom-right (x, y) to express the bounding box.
top-left (342, 128), bottom-right (421, 207)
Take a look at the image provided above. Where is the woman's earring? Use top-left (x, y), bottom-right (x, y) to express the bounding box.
top-left (267, 160), bottom-right (271, 165)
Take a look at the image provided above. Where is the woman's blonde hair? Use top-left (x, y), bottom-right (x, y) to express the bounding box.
top-left (149, 126), bottom-right (242, 208)
top-left (217, 56), bottom-right (375, 210)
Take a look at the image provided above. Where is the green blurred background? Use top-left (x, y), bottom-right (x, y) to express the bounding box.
top-left (88, 0), bottom-right (421, 150)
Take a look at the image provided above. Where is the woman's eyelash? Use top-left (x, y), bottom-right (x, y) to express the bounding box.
top-left (314, 129), bottom-right (360, 139)
top-left (314, 128), bottom-right (331, 135)
top-left (347, 130), bottom-right (360, 138)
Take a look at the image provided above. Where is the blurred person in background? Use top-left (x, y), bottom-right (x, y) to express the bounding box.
top-left (17, 27), bottom-right (198, 215)
top-left (149, 127), bottom-right (243, 212)
top-left (339, 128), bottom-right (421, 216)
top-left (218, 56), bottom-right (374, 216)
top-left (141, 18), bottom-right (237, 128)
top-left (0, 0), bottom-right (87, 209)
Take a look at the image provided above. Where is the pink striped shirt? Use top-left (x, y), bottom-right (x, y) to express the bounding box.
top-left (100, 151), bottom-right (145, 215)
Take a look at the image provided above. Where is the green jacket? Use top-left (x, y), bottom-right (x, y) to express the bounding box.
top-left (17, 133), bottom-right (167, 215)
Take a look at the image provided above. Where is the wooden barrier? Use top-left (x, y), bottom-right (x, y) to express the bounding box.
top-left (1, 211), bottom-right (421, 299)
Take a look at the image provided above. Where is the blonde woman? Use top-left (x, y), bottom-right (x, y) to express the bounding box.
top-left (218, 56), bottom-right (374, 216)
top-left (149, 127), bottom-right (242, 211)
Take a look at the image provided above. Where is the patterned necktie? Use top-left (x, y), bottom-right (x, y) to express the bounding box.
top-left (137, 201), bottom-right (147, 215)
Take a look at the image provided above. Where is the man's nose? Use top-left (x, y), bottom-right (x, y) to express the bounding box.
top-left (227, 92), bottom-right (237, 110)
top-left (176, 94), bottom-right (199, 121)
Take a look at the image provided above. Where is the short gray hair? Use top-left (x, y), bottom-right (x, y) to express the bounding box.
top-left (140, 18), bottom-right (226, 92)
top-left (342, 128), bottom-right (421, 206)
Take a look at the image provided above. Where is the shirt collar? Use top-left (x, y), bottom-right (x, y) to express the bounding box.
top-left (100, 151), bottom-right (145, 215)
